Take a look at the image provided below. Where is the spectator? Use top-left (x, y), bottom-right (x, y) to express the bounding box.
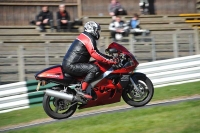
top-left (139, 0), bottom-right (149, 14)
top-left (36, 5), bottom-right (54, 32)
top-left (128, 13), bottom-right (150, 41)
top-left (108, 0), bottom-right (127, 18)
top-left (56, 4), bottom-right (71, 32)
top-left (148, 0), bottom-right (156, 15)
top-left (109, 16), bottom-right (128, 41)
top-left (129, 13), bottom-right (140, 29)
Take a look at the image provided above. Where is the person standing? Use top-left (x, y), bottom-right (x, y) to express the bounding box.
top-left (139, 0), bottom-right (149, 14)
top-left (56, 4), bottom-right (71, 32)
top-left (36, 5), bottom-right (54, 32)
top-left (148, 0), bottom-right (156, 15)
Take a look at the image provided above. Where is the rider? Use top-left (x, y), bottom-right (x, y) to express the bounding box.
top-left (62, 21), bottom-right (117, 99)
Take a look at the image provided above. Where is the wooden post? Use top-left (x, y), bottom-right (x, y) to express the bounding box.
top-left (44, 47), bottom-right (49, 68)
top-left (77, 0), bottom-right (82, 18)
top-left (17, 45), bottom-right (25, 81)
top-left (106, 36), bottom-right (109, 48)
top-left (173, 33), bottom-right (179, 58)
top-left (129, 35), bottom-right (134, 54)
top-left (188, 35), bottom-right (194, 55)
top-left (151, 36), bottom-right (156, 61)
top-left (194, 27), bottom-right (200, 54)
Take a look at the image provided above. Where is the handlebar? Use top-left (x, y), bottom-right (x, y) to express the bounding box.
top-left (106, 48), bottom-right (133, 69)
top-left (112, 53), bottom-right (127, 69)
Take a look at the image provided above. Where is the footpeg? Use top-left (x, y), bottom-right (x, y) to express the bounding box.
top-left (73, 95), bottom-right (88, 104)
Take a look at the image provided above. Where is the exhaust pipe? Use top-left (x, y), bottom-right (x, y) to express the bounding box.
top-left (45, 89), bottom-right (74, 101)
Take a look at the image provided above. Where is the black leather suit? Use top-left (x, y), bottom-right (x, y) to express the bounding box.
top-left (62, 31), bottom-right (115, 83)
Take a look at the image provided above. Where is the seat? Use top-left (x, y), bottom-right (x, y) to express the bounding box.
top-left (64, 73), bottom-right (73, 78)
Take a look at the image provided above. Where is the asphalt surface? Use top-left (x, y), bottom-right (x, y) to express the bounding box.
top-left (1, 96), bottom-right (200, 132)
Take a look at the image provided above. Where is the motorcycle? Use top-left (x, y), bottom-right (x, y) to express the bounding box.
top-left (35, 42), bottom-right (154, 119)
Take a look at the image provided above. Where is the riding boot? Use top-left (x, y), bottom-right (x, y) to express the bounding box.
top-left (75, 82), bottom-right (92, 99)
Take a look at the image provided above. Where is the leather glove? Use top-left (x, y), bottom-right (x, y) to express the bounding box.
top-left (112, 58), bottom-right (122, 70)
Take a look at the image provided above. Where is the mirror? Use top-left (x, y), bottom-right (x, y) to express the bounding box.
top-left (105, 48), bottom-right (119, 55)
top-left (108, 48), bottom-right (118, 54)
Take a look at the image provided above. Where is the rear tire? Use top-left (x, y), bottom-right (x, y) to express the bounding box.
top-left (122, 75), bottom-right (154, 107)
top-left (43, 92), bottom-right (77, 119)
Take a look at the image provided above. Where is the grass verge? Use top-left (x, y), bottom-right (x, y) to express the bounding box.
top-left (0, 81), bottom-right (200, 128)
top-left (7, 100), bottom-right (200, 133)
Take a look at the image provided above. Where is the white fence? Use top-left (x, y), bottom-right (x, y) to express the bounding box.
top-left (0, 55), bottom-right (200, 113)
top-left (137, 54), bottom-right (200, 87)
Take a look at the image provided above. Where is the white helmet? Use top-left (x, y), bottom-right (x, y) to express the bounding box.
top-left (115, 33), bottom-right (123, 40)
top-left (84, 21), bottom-right (101, 40)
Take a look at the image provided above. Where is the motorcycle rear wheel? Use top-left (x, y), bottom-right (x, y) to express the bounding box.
top-left (122, 75), bottom-right (154, 107)
top-left (43, 92), bottom-right (77, 119)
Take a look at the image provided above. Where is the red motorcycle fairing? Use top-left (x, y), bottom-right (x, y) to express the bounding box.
top-left (94, 42), bottom-right (139, 74)
top-left (79, 73), bottom-right (130, 109)
top-left (79, 77), bottom-right (123, 109)
top-left (36, 65), bottom-right (64, 80)
top-left (35, 65), bottom-right (82, 85)
top-left (108, 42), bottom-right (139, 69)
top-left (108, 42), bottom-right (130, 53)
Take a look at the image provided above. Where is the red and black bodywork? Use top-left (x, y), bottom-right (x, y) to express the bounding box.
top-left (35, 42), bottom-right (139, 109)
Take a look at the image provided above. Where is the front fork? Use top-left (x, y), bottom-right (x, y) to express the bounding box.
top-left (130, 77), bottom-right (143, 96)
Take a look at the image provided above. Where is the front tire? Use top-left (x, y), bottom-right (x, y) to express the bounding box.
top-left (122, 75), bottom-right (154, 107)
top-left (43, 92), bottom-right (77, 119)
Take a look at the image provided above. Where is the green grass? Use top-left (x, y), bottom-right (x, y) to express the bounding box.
top-left (7, 100), bottom-right (200, 133)
top-left (0, 81), bottom-right (200, 129)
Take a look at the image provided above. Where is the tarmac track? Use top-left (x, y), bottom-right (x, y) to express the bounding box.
top-left (1, 95), bottom-right (200, 132)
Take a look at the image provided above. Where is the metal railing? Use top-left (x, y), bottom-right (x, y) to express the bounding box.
top-left (0, 29), bottom-right (199, 83)
top-left (101, 28), bottom-right (199, 61)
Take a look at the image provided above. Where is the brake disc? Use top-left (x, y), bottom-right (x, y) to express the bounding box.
top-left (128, 82), bottom-right (147, 100)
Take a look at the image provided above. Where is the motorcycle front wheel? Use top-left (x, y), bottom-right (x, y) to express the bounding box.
top-left (122, 75), bottom-right (154, 107)
top-left (43, 90), bottom-right (77, 119)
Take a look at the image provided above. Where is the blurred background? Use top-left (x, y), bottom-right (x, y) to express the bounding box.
top-left (0, 1), bottom-right (200, 132)
top-left (0, 0), bottom-right (199, 85)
